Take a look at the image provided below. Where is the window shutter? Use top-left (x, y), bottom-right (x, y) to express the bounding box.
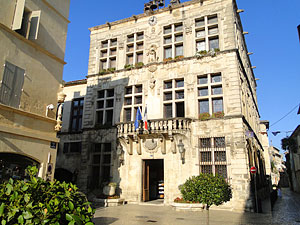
top-left (12, 0), bottom-right (25, 30)
top-left (28, 10), bottom-right (41, 40)
top-left (0, 62), bottom-right (16, 105)
top-left (10, 66), bottom-right (25, 108)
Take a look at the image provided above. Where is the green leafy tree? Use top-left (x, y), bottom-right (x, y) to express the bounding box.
top-left (0, 166), bottom-right (94, 225)
top-left (179, 174), bottom-right (232, 209)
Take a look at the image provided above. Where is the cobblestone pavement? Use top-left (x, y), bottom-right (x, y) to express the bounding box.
top-left (93, 188), bottom-right (300, 225)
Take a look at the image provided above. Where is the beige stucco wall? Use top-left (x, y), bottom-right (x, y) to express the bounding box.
top-left (0, 0), bottom-right (70, 180)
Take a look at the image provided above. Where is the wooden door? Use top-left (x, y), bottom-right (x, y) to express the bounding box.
top-left (142, 160), bottom-right (150, 202)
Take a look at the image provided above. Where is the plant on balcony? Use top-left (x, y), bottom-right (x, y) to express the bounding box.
top-left (163, 57), bottom-right (173, 62)
top-left (198, 112), bottom-right (211, 121)
top-left (179, 174), bottom-right (232, 209)
top-left (195, 50), bottom-right (208, 59)
top-left (212, 111), bottom-right (224, 118)
top-left (175, 55), bottom-right (184, 61)
top-left (99, 69), bottom-right (108, 75)
top-left (107, 67), bottom-right (116, 73)
top-left (124, 64), bottom-right (134, 70)
top-left (0, 166), bottom-right (94, 225)
top-left (135, 62), bottom-right (144, 68)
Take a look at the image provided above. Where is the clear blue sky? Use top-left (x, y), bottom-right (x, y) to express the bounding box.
top-left (63, 0), bottom-right (300, 153)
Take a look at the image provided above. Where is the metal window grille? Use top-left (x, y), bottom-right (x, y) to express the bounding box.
top-left (199, 137), bottom-right (227, 179)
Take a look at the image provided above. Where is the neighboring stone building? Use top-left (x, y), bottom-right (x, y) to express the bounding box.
top-left (0, 0), bottom-right (70, 181)
top-left (57, 0), bottom-right (269, 211)
top-left (269, 146), bottom-right (284, 186)
top-left (260, 120), bottom-right (271, 176)
top-left (286, 125), bottom-right (300, 192)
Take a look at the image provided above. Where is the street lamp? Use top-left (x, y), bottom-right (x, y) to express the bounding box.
top-left (177, 139), bottom-right (185, 164)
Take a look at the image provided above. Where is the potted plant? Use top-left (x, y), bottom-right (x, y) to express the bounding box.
top-left (135, 62), bottom-right (144, 68)
top-left (198, 112), bottom-right (211, 121)
top-left (124, 64), bottom-right (134, 70)
top-left (175, 55), bottom-right (184, 61)
top-left (103, 182), bottom-right (117, 196)
top-left (163, 57), bottom-right (173, 62)
top-left (212, 111), bottom-right (224, 118)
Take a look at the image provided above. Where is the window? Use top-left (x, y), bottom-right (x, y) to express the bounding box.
top-left (96, 89), bottom-right (114, 125)
top-left (163, 79), bottom-right (185, 118)
top-left (12, 0), bottom-right (41, 40)
top-left (0, 61), bottom-right (24, 108)
top-left (195, 14), bottom-right (219, 52)
top-left (199, 137), bottom-right (227, 179)
top-left (163, 23), bottom-right (184, 59)
top-left (70, 98), bottom-right (84, 132)
top-left (63, 142), bottom-right (82, 154)
top-left (123, 85), bottom-right (143, 122)
top-left (91, 143), bottom-right (112, 187)
top-left (100, 39), bottom-right (117, 70)
top-left (197, 73), bottom-right (223, 116)
top-left (126, 32), bottom-right (144, 66)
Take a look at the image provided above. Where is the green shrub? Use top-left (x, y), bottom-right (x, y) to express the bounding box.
top-left (179, 174), bottom-right (232, 209)
top-left (0, 166), bottom-right (94, 225)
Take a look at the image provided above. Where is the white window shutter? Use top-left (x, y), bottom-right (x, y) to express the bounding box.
top-left (12, 0), bottom-right (25, 30)
top-left (28, 10), bottom-right (41, 40)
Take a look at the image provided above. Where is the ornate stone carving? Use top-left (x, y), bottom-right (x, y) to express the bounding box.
top-left (55, 90), bottom-right (66, 132)
top-left (149, 75), bottom-right (156, 89)
top-left (148, 65), bottom-right (157, 73)
top-left (147, 44), bottom-right (159, 63)
top-left (144, 139), bottom-right (158, 153)
top-left (185, 26), bottom-right (192, 35)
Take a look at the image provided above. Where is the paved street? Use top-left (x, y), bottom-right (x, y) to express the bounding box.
top-left (93, 188), bottom-right (300, 225)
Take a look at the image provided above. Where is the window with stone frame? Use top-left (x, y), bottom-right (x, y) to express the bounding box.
top-left (63, 142), bottom-right (82, 154)
top-left (96, 89), bottom-right (114, 126)
top-left (123, 84), bottom-right (143, 122)
top-left (163, 23), bottom-right (184, 59)
top-left (199, 137), bottom-right (227, 179)
top-left (70, 98), bottom-right (84, 132)
top-left (163, 78), bottom-right (185, 118)
top-left (126, 32), bottom-right (144, 66)
top-left (195, 14), bottom-right (219, 53)
top-left (90, 143), bottom-right (112, 188)
top-left (197, 73), bottom-right (223, 116)
top-left (100, 38), bottom-right (117, 70)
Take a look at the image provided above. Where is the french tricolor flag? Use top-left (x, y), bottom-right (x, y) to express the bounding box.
top-left (143, 105), bottom-right (148, 130)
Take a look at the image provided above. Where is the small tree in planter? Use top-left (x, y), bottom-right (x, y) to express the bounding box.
top-left (179, 174), bottom-right (232, 209)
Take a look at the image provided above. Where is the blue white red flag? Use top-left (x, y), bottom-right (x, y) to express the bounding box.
top-left (134, 107), bottom-right (142, 131)
top-left (143, 106), bottom-right (148, 130)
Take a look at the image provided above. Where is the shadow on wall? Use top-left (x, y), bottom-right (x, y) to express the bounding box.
top-left (56, 76), bottom-right (130, 198)
top-left (2, 28), bottom-right (64, 84)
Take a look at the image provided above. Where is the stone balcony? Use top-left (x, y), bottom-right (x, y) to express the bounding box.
top-left (117, 117), bottom-right (192, 141)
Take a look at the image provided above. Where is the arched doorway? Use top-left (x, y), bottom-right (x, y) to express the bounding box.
top-left (0, 153), bottom-right (39, 182)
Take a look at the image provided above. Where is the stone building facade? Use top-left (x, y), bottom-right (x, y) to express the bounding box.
top-left (0, 0), bottom-right (70, 181)
top-left (57, 0), bottom-right (269, 211)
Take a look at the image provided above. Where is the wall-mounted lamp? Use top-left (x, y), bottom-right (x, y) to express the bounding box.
top-left (117, 144), bottom-right (124, 164)
top-left (177, 139), bottom-right (185, 164)
top-left (46, 104), bottom-right (54, 117)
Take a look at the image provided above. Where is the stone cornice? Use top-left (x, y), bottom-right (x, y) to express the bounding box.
top-left (0, 103), bottom-right (56, 124)
top-left (0, 23), bottom-right (66, 65)
top-left (41, 0), bottom-right (70, 23)
top-left (89, 0), bottom-right (205, 32)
